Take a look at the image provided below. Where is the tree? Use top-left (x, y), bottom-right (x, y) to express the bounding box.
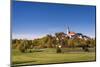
top-left (18, 40), bottom-right (29, 53)
top-left (46, 34), bottom-right (53, 48)
top-left (68, 39), bottom-right (75, 48)
top-left (90, 38), bottom-right (96, 47)
top-left (12, 39), bottom-right (22, 49)
top-left (79, 39), bottom-right (89, 52)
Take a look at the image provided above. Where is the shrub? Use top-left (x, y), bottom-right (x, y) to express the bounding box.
top-left (82, 46), bottom-right (89, 52)
top-left (19, 46), bottom-right (26, 53)
top-left (18, 44), bottom-right (26, 53)
top-left (56, 45), bottom-right (62, 53)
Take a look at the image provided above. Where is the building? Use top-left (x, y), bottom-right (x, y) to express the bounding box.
top-left (66, 26), bottom-right (90, 40)
top-left (66, 26), bottom-right (77, 38)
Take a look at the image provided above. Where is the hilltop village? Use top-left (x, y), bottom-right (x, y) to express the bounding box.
top-left (64, 26), bottom-right (90, 40)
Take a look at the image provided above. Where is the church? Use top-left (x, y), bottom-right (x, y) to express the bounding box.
top-left (66, 26), bottom-right (90, 40)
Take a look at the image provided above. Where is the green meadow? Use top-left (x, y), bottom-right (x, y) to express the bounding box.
top-left (12, 48), bottom-right (96, 66)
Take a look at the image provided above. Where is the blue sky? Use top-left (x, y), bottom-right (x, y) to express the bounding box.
top-left (12, 1), bottom-right (96, 39)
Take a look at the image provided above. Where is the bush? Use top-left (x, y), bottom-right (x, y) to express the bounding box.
top-left (19, 45), bottom-right (26, 53)
top-left (18, 43), bottom-right (27, 53)
top-left (82, 46), bottom-right (89, 52)
top-left (56, 47), bottom-right (62, 53)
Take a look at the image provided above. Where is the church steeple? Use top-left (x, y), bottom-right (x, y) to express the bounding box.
top-left (67, 26), bottom-right (70, 35)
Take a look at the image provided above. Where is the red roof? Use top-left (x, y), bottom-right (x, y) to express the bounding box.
top-left (69, 32), bottom-right (76, 34)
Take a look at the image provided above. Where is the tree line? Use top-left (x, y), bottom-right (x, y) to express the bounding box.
top-left (12, 32), bottom-right (96, 53)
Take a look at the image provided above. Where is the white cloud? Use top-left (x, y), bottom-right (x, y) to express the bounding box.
top-left (12, 33), bottom-right (46, 40)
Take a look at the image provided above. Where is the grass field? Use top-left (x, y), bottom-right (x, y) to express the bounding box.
top-left (12, 48), bottom-right (96, 66)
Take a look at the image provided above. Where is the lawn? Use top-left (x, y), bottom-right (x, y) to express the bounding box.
top-left (12, 48), bottom-right (96, 66)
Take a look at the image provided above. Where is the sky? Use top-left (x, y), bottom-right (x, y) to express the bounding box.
top-left (12, 1), bottom-right (96, 39)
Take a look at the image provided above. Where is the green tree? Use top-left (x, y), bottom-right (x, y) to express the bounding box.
top-left (18, 40), bottom-right (29, 53)
top-left (90, 38), bottom-right (96, 47)
top-left (46, 34), bottom-right (53, 48)
top-left (68, 39), bottom-right (75, 48)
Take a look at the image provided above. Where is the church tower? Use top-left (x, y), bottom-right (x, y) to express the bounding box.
top-left (67, 26), bottom-right (70, 35)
